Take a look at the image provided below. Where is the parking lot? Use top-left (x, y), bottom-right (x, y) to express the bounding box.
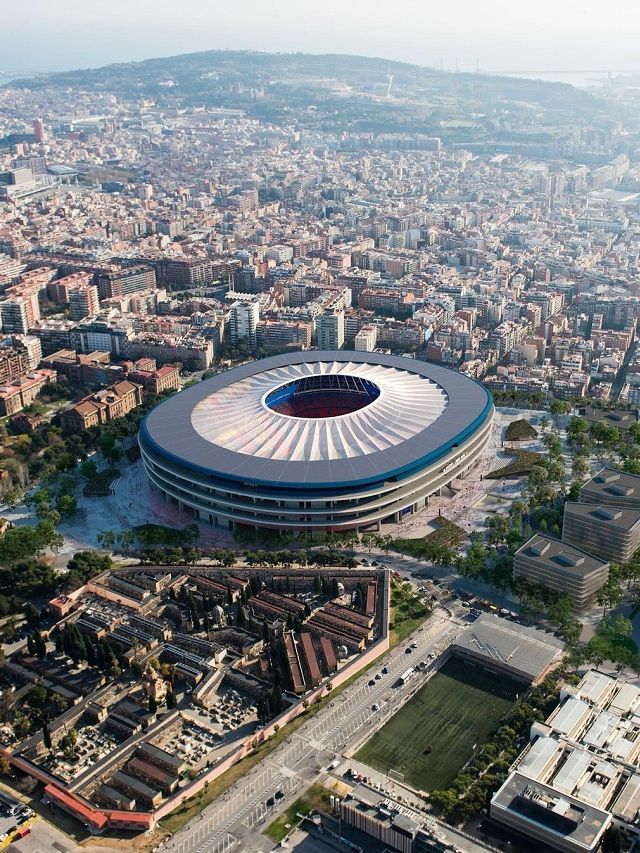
top-left (0, 791), bottom-right (33, 849)
top-left (2, 815), bottom-right (79, 853)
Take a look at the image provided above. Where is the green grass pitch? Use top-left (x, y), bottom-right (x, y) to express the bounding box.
top-left (355, 658), bottom-right (519, 791)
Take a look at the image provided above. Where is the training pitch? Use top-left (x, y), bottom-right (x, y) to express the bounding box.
top-left (356, 658), bottom-right (519, 791)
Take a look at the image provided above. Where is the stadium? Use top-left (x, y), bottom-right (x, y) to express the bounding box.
top-left (138, 351), bottom-right (494, 533)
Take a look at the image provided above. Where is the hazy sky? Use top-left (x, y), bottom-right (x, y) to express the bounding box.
top-left (4, 0), bottom-right (640, 77)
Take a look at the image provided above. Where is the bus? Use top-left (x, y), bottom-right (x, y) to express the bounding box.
top-left (397, 667), bottom-right (414, 686)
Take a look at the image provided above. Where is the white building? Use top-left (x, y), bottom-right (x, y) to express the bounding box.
top-left (316, 309), bottom-right (345, 350)
top-left (229, 299), bottom-right (260, 349)
top-left (354, 324), bottom-right (377, 352)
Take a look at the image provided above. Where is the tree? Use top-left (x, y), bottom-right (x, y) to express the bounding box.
top-left (600, 614), bottom-right (633, 641)
top-left (571, 455), bottom-right (590, 479)
top-left (485, 514), bottom-right (510, 545)
top-left (24, 602), bottom-right (40, 628)
top-left (79, 460), bottom-right (98, 480)
top-left (56, 494), bottom-right (77, 519)
top-left (597, 572), bottom-right (624, 617)
top-left (99, 432), bottom-right (120, 462)
top-left (550, 399), bottom-right (570, 422)
top-left (601, 825), bottom-right (625, 853)
top-left (166, 688), bottom-right (177, 709)
top-left (0, 521), bottom-right (63, 566)
top-left (27, 685), bottom-right (48, 708)
top-left (34, 632), bottom-right (46, 658)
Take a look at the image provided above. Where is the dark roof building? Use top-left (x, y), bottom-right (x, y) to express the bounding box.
top-left (582, 406), bottom-right (638, 433)
top-left (514, 535), bottom-right (610, 613)
top-left (562, 501), bottom-right (640, 565)
top-left (580, 467), bottom-right (640, 510)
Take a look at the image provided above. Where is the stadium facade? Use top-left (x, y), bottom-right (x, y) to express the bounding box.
top-left (139, 351), bottom-right (494, 533)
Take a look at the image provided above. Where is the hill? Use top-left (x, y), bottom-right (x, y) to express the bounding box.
top-left (8, 49), bottom-right (620, 140)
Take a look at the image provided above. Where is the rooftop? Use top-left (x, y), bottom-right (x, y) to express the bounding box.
top-left (515, 534), bottom-right (609, 579)
top-left (581, 467), bottom-right (640, 505)
top-left (492, 771), bottom-right (610, 852)
top-left (453, 613), bottom-right (564, 680)
top-left (140, 350), bottom-right (493, 487)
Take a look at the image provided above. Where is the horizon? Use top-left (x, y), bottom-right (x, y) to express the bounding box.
top-left (1, 46), bottom-right (636, 92)
top-left (4, 0), bottom-right (640, 82)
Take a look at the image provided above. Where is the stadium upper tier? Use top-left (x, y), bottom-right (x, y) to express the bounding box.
top-left (139, 351), bottom-right (494, 532)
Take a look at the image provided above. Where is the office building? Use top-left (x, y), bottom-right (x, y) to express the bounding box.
top-left (514, 534), bottom-right (610, 612)
top-left (580, 468), bottom-right (640, 510)
top-left (562, 502), bottom-right (640, 566)
top-left (582, 406), bottom-right (638, 434)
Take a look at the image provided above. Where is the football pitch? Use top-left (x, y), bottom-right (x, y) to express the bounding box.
top-left (355, 658), bottom-right (519, 792)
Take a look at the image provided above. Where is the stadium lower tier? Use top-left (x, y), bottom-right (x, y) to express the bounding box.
top-left (139, 407), bottom-right (493, 533)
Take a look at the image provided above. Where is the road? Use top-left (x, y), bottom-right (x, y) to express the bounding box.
top-left (162, 607), bottom-right (463, 853)
top-left (360, 549), bottom-right (520, 612)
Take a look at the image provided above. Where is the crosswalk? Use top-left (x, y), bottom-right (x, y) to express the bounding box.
top-left (279, 765), bottom-right (296, 778)
top-left (191, 832), bottom-right (235, 853)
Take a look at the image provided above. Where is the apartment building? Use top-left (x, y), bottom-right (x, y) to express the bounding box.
top-left (229, 299), bottom-right (259, 348)
top-left (47, 271), bottom-right (93, 305)
top-left (354, 324), bottom-right (378, 351)
top-left (316, 308), bottom-right (344, 350)
top-left (0, 293), bottom-right (40, 334)
top-left (0, 336), bottom-right (41, 382)
top-left (96, 265), bottom-right (156, 300)
top-left (127, 335), bottom-right (213, 370)
top-left (359, 287), bottom-right (414, 315)
top-left (514, 534), bottom-right (610, 612)
top-left (255, 319), bottom-right (312, 350)
top-left (68, 284), bottom-right (100, 321)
